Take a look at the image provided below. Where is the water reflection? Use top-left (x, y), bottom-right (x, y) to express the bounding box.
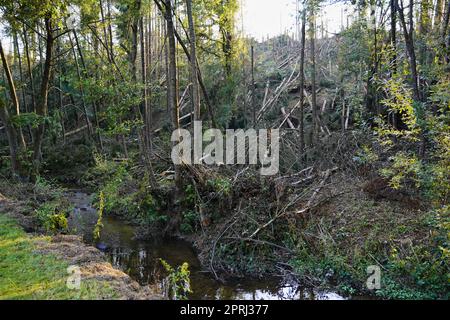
top-left (67, 191), bottom-right (346, 300)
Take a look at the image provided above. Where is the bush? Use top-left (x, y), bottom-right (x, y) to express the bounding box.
top-left (35, 202), bottom-right (68, 233)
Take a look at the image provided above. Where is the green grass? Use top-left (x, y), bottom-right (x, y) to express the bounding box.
top-left (0, 215), bottom-right (116, 300)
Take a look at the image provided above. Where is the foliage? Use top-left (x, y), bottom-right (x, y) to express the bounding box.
top-left (159, 259), bottom-right (192, 300)
top-left (207, 177), bottom-right (231, 195)
top-left (98, 164), bottom-right (139, 217)
top-left (353, 145), bottom-right (378, 165)
top-left (93, 191), bottom-right (105, 241)
top-left (35, 202), bottom-right (68, 233)
top-left (180, 210), bottom-right (200, 234)
top-left (32, 177), bottom-right (69, 233)
top-left (380, 152), bottom-right (422, 190)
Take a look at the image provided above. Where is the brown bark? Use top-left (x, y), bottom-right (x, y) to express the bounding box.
top-left (397, 0), bottom-right (421, 101)
top-left (0, 40), bottom-right (26, 149)
top-left (32, 17), bottom-right (54, 173)
top-left (163, 0), bottom-right (181, 188)
top-left (298, 8), bottom-right (306, 156)
top-left (0, 99), bottom-right (21, 177)
top-left (251, 44), bottom-right (256, 127)
top-left (23, 25), bottom-right (36, 115)
top-left (153, 0), bottom-right (216, 126)
top-left (309, 7), bottom-right (318, 145)
top-left (140, 16), bottom-right (158, 189)
top-left (441, 0), bottom-right (450, 62)
top-left (186, 0), bottom-right (201, 122)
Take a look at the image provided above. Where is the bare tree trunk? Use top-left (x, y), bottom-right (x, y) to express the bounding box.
top-left (23, 25), bottom-right (36, 115)
top-left (251, 44), bottom-right (256, 127)
top-left (0, 99), bottom-right (21, 177)
top-left (397, 0), bottom-right (421, 101)
top-left (67, 33), bottom-right (93, 137)
top-left (434, 0), bottom-right (444, 30)
top-left (186, 0), bottom-right (201, 122)
top-left (298, 8), bottom-right (306, 156)
top-left (441, 0), bottom-right (450, 62)
top-left (72, 29), bottom-right (103, 149)
top-left (140, 16), bottom-right (158, 189)
top-left (13, 33), bottom-right (27, 114)
top-left (129, 4), bottom-right (139, 82)
top-left (391, 0), bottom-right (397, 73)
top-left (391, 0), bottom-right (398, 128)
top-left (154, 0), bottom-right (216, 126)
top-left (366, 1), bottom-right (379, 115)
top-left (163, 0), bottom-right (181, 187)
top-left (32, 17), bottom-right (54, 174)
top-left (0, 40), bottom-right (26, 149)
top-left (309, 6), bottom-right (318, 146)
top-left (14, 33), bottom-right (33, 141)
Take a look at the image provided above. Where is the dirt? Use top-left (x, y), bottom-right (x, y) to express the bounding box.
top-left (35, 235), bottom-right (162, 300)
top-left (0, 192), bottom-right (37, 232)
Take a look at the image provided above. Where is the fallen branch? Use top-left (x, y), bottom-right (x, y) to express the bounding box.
top-left (64, 124), bottom-right (89, 137)
top-left (248, 167), bottom-right (338, 239)
top-left (225, 237), bottom-right (294, 254)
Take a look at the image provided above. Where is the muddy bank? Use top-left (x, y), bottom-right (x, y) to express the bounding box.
top-left (35, 235), bottom-right (161, 300)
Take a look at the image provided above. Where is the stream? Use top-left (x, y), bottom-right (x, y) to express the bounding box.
top-left (66, 190), bottom-right (346, 300)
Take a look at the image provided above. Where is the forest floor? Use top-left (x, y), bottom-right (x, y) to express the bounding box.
top-left (1, 127), bottom-right (448, 300)
top-left (0, 191), bottom-right (161, 300)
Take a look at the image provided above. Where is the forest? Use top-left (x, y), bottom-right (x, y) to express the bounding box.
top-left (0, 0), bottom-right (448, 301)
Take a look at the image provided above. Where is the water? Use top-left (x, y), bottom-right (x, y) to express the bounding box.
top-left (66, 190), bottom-right (345, 300)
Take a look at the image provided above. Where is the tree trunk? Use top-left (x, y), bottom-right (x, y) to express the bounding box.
top-left (0, 99), bottom-right (21, 177)
top-left (163, 0), bottom-right (181, 187)
top-left (153, 0), bottom-right (216, 126)
top-left (0, 40), bottom-right (26, 149)
top-left (309, 5), bottom-right (318, 146)
top-left (391, 0), bottom-right (398, 128)
top-left (441, 0), bottom-right (450, 62)
top-left (397, 0), bottom-right (421, 101)
top-left (67, 32), bottom-right (93, 137)
top-left (32, 17), bottom-right (54, 174)
top-left (251, 44), bottom-right (256, 127)
top-left (72, 29), bottom-right (103, 149)
top-left (298, 8), bottom-right (306, 156)
top-left (434, 0), bottom-right (444, 30)
top-left (391, 0), bottom-right (397, 73)
top-left (186, 0), bottom-right (201, 122)
top-left (23, 25), bottom-right (36, 115)
top-left (140, 16), bottom-right (158, 189)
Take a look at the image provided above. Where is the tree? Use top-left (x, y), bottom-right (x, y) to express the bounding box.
top-left (160, 0), bottom-right (181, 187)
top-left (309, 0), bottom-right (318, 146)
top-left (0, 40), bottom-right (26, 149)
top-left (298, 6), bottom-right (306, 156)
top-left (186, 0), bottom-right (201, 122)
top-left (397, 0), bottom-right (421, 101)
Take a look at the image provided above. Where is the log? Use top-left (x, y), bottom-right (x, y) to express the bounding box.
top-left (64, 124), bottom-right (89, 137)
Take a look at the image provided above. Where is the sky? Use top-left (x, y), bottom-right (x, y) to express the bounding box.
top-left (241, 0), bottom-right (353, 40)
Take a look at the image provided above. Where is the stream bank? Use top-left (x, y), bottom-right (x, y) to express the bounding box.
top-left (0, 191), bottom-right (161, 300)
top-left (67, 190), bottom-right (346, 300)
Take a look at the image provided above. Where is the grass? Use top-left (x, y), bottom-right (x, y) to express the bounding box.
top-left (0, 214), bottom-right (116, 300)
